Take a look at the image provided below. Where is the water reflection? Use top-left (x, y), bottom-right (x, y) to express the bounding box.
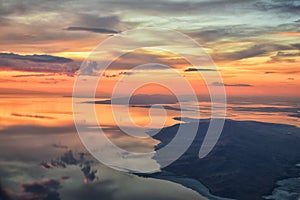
top-left (0, 95), bottom-right (299, 199)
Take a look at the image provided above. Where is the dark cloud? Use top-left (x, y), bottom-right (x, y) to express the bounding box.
top-left (106, 49), bottom-right (189, 70)
top-left (40, 160), bottom-right (66, 169)
top-left (0, 1), bottom-right (27, 25)
top-left (102, 72), bottom-right (119, 78)
top-left (212, 82), bottom-right (253, 87)
top-left (225, 83), bottom-right (252, 87)
top-left (119, 71), bottom-right (135, 76)
top-left (265, 71), bottom-right (276, 74)
top-left (102, 71), bottom-right (134, 78)
top-left (0, 52), bottom-right (78, 75)
top-left (7, 179), bottom-right (61, 200)
top-left (0, 11), bottom-right (120, 51)
top-left (11, 73), bottom-right (56, 78)
top-left (189, 22), bottom-right (300, 46)
top-left (0, 0), bottom-right (298, 53)
top-left (0, 0), bottom-right (72, 18)
top-left (0, 4), bottom-right (121, 53)
top-left (0, 1), bottom-right (27, 16)
top-left (264, 70), bottom-right (300, 75)
top-left (38, 81), bottom-right (58, 84)
top-left (41, 150), bottom-right (97, 183)
top-left (81, 161), bottom-right (97, 182)
top-left (102, 0), bottom-right (252, 14)
top-left (274, 51), bottom-right (300, 57)
top-left (21, 179), bottom-right (60, 193)
top-left (190, 29), bottom-right (228, 43)
top-left (188, 26), bottom-right (266, 43)
top-left (289, 113), bottom-right (300, 118)
top-left (254, 0), bottom-right (300, 14)
top-left (0, 53), bottom-right (72, 63)
top-left (184, 67), bottom-right (216, 72)
top-left (0, 184), bottom-right (11, 200)
top-left (276, 23), bottom-right (300, 33)
top-left (214, 44), bottom-right (292, 61)
top-left (60, 150), bottom-right (78, 165)
top-left (78, 50), bottom-right (189, 76)
top-left (267, 51), bottom-right (300, 63)
top-left (11, 113), bottom-right (55, 119)
top-left (215, 45), bottom-right (267, 61)
top-left (66, 27), bottom-right (119, 34)
top-left (74, 14), bottom-right (120, 29)
top-left (292, 44), bottom-right (300, 50)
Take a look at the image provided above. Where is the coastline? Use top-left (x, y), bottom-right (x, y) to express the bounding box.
top-left (147, 119), bottom-right (300, 200)
top-left (139, 170), bottom-right (235, 200)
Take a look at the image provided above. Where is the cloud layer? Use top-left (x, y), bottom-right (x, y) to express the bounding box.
top-left (0, 53), bottom-right (78, 75)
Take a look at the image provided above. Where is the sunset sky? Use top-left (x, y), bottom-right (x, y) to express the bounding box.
top-left (1, 1), bottom-right (300, 199)
top-left (0, 0), bottom-right (299, 98)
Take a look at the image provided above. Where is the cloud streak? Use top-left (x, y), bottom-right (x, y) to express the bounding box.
top-left (0, 53), bottom-right (72, 63)
top-left (5, 179), bottom-right (61, 200)
top-left (11, 73), bottom-right (56, 78)
top-left (267, 51), bottom-right (300, 63)
top-left (11, 113), bottom-right (55, 119)
top-left (66, 27), bottom-right (120, 34)
top-left (0, 52), bottom-right (78, 75)
top-left (214, 44), bottom-right (293, 61)
top-left (184, 67), bottom-right (216, 72)
top-left (212, 82), bottom-right (253, 87)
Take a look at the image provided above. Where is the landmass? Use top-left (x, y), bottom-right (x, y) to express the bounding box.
top-left (149, 119), bottom-right (300, 200)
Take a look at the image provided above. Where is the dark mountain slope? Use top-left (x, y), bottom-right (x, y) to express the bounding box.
top-left (152, 119), bottom-right (300, 200)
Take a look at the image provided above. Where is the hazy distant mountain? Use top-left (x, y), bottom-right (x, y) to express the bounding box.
top-left (84, 94), bottom-right (178, 105)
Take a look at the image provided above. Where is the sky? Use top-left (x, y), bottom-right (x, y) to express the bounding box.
top-left (0, 0), bottom-right (299, 98)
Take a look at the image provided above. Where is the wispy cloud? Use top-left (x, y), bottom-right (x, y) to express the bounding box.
top-left (107, 49), bottom-right (188, 70)
top-left (4, 179), bottom-right (61, 200)
top-left (66, 27), bottom-right (120, 34)
top-left (74, 14), bottom-right (120, 29)
top-left (254, 0), bottom-right (300, 14)
top-left (11, 73), bottom-right (56, 78)
top-left (102, 71), bottom-right (134, 78)
top-left (0, 53), bottom-right (72, 63)
top-left (267, 51), bottom-right (300, 63)
top-left (0, 52), bottom-right (78, 75)
top-left (291, 43), bottom-right (300, 50)
top-left (212, 82), bottom-right (253, 87)
top-left (78, 49), bottom-right (189, 76)
top-left (214, 44), bottom-right (293, 61)
top-left (11, 113), bottom-right (55, 119)
top-left (184, 67), bottom-right (216, 72)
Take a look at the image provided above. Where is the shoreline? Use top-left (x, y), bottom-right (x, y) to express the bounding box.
top-left (138, 171), bottom-right (235, 200)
